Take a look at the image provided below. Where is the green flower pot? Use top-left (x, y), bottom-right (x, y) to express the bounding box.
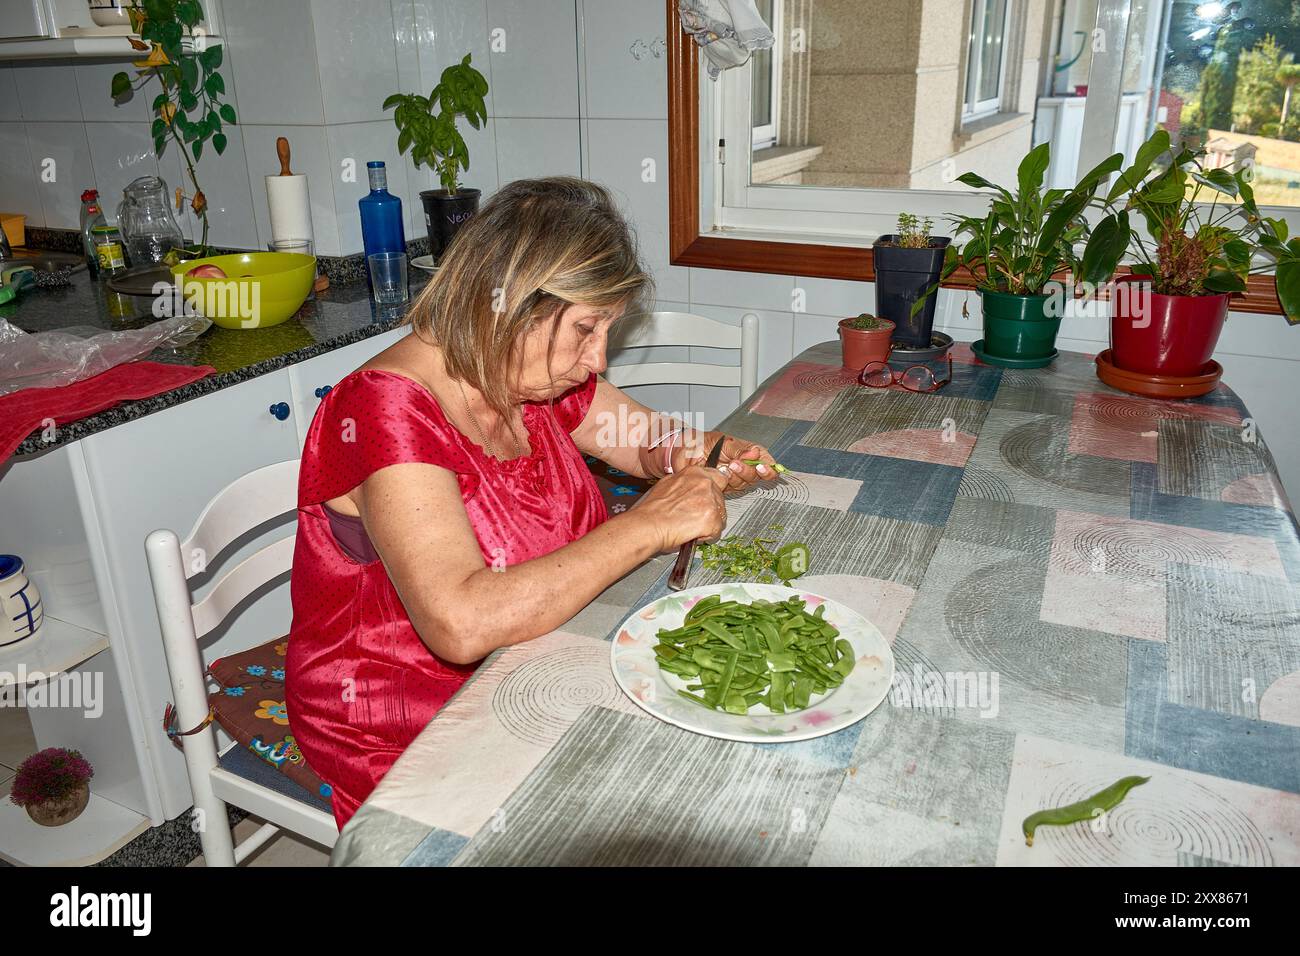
top-left (980, 290), bottom-right (1061, 362)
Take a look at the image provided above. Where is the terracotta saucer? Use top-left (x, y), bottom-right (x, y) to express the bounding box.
top-left (1095, 349), bottom-right (1222, 399)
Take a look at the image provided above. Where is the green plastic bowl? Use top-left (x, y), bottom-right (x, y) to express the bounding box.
top-left (170, 252), bottom-right (314, 329)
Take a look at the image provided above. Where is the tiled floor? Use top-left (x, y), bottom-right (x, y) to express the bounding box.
top-left (185, 817), bottom-right (331, 867)
top-left (0, 704), bottom-right (327, 866)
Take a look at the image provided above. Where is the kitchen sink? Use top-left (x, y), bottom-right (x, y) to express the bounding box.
top-left (1, 248), bottom-right (87, 274)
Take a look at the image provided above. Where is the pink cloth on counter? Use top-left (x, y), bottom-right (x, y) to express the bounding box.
top-left (0, 360), bottom-right (216, 462)
top-left (286, 369), bottom-right (607, 829)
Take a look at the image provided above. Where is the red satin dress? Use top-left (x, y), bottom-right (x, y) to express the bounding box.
top-left (285, 369), bottom-right (606, 828)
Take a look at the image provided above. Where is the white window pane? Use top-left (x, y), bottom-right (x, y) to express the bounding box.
top-left (1152, 0), bottom-right (1300, 207)
top-left (977, 0), bottom-right (1009, 104)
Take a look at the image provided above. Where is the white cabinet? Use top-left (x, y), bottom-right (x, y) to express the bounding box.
top-left (0, 1), bottom-right (51, 39)
top-left (79, 368), bottom-right (302, 821)
top-left (0, 333), bottom-right (410, 856)
top-left (287, 326), bottom-right (408, 447)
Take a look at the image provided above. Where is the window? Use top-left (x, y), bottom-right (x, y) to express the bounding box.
top-left (964, 0), bottom-right (1013, 119)
top-left (670, 0), bottom-right (1300, 313)
top-left (751, 0), bottom-right (781, 148)
top-left (1149, 0), bottom-right (1300, 209)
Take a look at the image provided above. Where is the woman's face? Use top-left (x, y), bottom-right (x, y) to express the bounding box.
top-left (512, 303), bottom-right (623, 401)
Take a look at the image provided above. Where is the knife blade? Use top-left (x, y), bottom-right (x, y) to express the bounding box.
top-left (667, 435), bottom-right (727, 591)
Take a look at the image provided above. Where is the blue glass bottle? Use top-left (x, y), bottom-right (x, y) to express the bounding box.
top-left (359, 161), bottom-right (406, 285)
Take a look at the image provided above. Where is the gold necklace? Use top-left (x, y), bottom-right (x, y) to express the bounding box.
top-left (457, 380), bottom-right (523, 460)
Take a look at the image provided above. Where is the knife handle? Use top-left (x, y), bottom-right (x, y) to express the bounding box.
top-left (667, 540), bottom-right (697, 591)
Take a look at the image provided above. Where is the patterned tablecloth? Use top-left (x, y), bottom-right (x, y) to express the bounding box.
top-left (331, 341), bottom-right (1300, 867)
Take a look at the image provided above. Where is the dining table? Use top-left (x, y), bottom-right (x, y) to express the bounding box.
top-left (330, 340), bottom-right (1300, 866)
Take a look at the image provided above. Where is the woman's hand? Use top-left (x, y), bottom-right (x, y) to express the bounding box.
top-left (675, 432), bottom-right (781, 494)
top-left (628, 463), bottom-right (731, 552)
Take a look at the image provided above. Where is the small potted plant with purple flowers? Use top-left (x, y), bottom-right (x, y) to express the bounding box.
top-left (10, 747), bottom-right (94, 827)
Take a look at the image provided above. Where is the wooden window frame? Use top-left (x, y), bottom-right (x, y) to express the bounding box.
top-left (664, 0), bottom-right (1285, 316)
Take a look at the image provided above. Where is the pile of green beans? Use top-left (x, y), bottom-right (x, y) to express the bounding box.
top-left (653, 594), bottom-right (855, 715)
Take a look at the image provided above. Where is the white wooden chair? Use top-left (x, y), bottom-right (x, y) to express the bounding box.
top-left (604, 310), bottom-right (760, 402)
top-left (144, 458), bottom-right (337, 866)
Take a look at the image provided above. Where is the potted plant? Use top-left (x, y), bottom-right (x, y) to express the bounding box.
top-left (1079, 128), bottom-right (1300, 379)
top-left (10, 747), bottom-right (94, 827)
top-left (838, 313), bottom-right (895, 370)
top-left (111, 0), bottom-right (236, 259)
top-left (944, 142), bottom-right (1122, 367)
top-left (873, 213), bottom-right (951, 347)
top-left (384, 54), bottom-right (489, 264)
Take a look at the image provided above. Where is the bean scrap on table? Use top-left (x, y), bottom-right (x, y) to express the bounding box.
top-left (699, 526), bottom-right (811, 586)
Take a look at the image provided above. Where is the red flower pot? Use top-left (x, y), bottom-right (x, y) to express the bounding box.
top-left (838, 317), bottom-right (895, 371)
top-left (1111, 279), bottom-right (1230, 377)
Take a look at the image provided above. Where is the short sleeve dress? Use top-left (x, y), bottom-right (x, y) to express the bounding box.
top-left (285, 369), bottom-right (606, 828)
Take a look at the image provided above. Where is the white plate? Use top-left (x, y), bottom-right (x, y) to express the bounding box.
top-left (410, 254), bottom-right (438, 273)
top-left (610, 583), bottom-right (894, 743)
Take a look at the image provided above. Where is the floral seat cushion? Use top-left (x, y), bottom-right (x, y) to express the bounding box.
top-left (208, 637), bottom-right (334, 805)
top-left (584, 455), bottom-right (654, 515)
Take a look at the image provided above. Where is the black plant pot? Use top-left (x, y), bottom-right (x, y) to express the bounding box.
top-left (872, 235), bottom-right (951, 348)
top-left (419, 188), bottom-right (481, 264)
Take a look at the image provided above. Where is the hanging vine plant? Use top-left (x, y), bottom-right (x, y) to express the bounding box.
top-left (111, 0), bottom-right (237, 256)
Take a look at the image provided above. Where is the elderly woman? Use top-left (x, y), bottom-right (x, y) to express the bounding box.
top-left (286, 177), bottom-right (778, 827)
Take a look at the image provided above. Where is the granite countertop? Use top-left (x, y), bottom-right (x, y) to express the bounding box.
top-left (8, 267), bottom-right (432, 457)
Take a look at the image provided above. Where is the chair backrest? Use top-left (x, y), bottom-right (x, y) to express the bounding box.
top-left (605, 310), bottom-right (760, 400)
top-left (145, 458), bottom-right (300, 641)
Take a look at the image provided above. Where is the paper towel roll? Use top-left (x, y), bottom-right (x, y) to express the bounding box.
top-left (266, 174), bottom-right (313, 244)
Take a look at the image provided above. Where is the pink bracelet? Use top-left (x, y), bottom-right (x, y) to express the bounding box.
top-left (663, 429), bottom-right (681, 475)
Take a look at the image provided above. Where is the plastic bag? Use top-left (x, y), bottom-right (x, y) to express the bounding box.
top-left (0, 314), bottom-right (212, 397)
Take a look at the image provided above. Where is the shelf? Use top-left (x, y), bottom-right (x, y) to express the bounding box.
top-left (0, 790), bottom-right (149, 866)
top-left (0, 617), bottom-right (109, 686)
top-left (0, 33), bottom-right (221, 61)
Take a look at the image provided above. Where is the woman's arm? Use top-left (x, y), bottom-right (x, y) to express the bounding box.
top-left (353, 459), bottom-right (729, 665)
top-left (572, 377), bottom-right (782, 490)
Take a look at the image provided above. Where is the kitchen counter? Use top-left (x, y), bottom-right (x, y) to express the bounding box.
top-left (6, 267), bottom-right (430, 457)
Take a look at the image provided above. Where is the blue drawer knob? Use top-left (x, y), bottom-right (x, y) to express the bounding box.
top-left (315, 385), bottom-right (333, 398)
top-left (269, 402), bottom-right (291, 421)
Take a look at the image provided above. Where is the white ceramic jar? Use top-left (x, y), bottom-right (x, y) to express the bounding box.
top-left (0, 555), bottom-right (42, 649)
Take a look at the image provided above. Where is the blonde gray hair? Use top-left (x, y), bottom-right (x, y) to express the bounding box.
top-left (405, 176), bottom-right (653, 418)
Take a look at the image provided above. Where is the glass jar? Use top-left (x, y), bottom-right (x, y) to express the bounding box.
top-left (91, 224), bottom-right (127, 277)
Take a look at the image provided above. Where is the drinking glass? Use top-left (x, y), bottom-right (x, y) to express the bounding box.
top-left (367, 251), bottom-right (408, 305)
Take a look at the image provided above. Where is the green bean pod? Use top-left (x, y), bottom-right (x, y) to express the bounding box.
top-left (1022, 775), bottom-right (1150, 847)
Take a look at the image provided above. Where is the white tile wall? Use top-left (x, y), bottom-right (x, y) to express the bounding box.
top-left (0, 122), bottom-right (40, 226)
top-left (584, 118), bottom-right (685, 302)
top-left (312, 0), bottom-right (401, 125)
top-left (74, 61), bottom-right (151, 124)
top-left (495, 117), bottom-right (581, 182)
top-left (792, 312), bottom-right (848, 358)
top-left (578, 0), bottom-right (668, 120)
top-left (794, 276), bottom-right (875, 319)
top-left (414, 0), bottom-right (494, 107)
top-left (187, 124), bottom-right (259, 249)
top-left (0, 65), bottom-right (20, 122)
top-left (221, 0), bottom-right (326, 126)
top-left (485, 0), bottom-right (579, 118)
top-left (25, 121), bottom-right (95, 229)
top-left (691, 266), bottom-right (795, 312)
top-left (84, 122), bottom-right (159, 225)
top-left (11, 60), bottom-right (82, 122)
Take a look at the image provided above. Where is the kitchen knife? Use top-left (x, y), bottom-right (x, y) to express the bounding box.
top-left (666, 435), bottom-right (727, 591)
